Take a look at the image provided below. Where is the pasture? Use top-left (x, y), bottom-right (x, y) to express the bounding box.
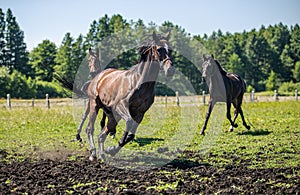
top-left (0, 97), bottom-right (299, 194)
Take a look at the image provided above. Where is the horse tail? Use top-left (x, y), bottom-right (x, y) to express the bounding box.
top-left (242, 79), bottom-right (247, 93)
top-left (54, 73), bottom-right (86, 98)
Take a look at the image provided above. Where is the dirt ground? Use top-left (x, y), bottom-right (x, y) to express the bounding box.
top-left (0, 150), bottom-right (299, 194)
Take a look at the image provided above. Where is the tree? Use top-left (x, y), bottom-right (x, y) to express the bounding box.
top-left (227, 53), bottom-right (243, 75)
top-left (290, 24), bottom-right (300, 62)
top-left (55, 33), bottom-right (86, 80)
top-left (244, 30), bottom-right (273, 90)
top-left (54, 33), bottom-right (74, 79)
top-left (293, 61), bottom-right (300, 82)
top-left (265, 70), bottom-right (278, 91)
top-left (5, 9), bottom-right (30, 75)
top-left (29, 40), bottom-right (57, 81)
top-left (0, 8), bottom-right (5, 66)
top-left (280, 44), bottom-right (294, 81)
top-left (0, 66), bottom-right (11, 97)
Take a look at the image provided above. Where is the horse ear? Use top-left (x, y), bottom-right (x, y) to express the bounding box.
top-left (211, 54), bottom-right (214, 59)
top-left (203, 54), bottom-right (207, 61)
top-left (152, 31), bottom-right (159, 42)
top-left (89, 48), bottom-right (92, 55)
top-left (165, 32), bottom-right (170, 40)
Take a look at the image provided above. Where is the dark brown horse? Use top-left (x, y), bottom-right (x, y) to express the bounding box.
top-left (200, 55), bottom-right (250, 135)
top-left (84, 32), bottom-right (174, 161)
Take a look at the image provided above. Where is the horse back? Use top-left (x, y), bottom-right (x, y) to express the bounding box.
top-left (226, 73), bottom-right (246, 98)
top-left (89, 68), bottom-right (140, 108)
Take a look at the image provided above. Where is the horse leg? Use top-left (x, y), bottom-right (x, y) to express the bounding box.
top-left (76, 100), bottom-right (90, 142)
top-left (106, 119), bottom-right (138, 156)
top-left (200, 101), bottom-right (215, 135)
top-left (98, 127), bottom-right (108, 161)
top-left (226, 102), bottom-right (238, 129)
top-left (86, 101), bottom-right (100, 161)
top-left (100, 111), bottom-right (106, 129)
top-left (229, 102), bottom-right (239, 132)
top-left (229, 108), bottom-right (239, 132)
top-left (98, 114), bottom-right (119, 160)
top-left (239, 107), bottom-right (251, 130)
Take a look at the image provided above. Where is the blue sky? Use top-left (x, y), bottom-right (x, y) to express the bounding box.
top-left (1, 0), bottom-right (299, 51)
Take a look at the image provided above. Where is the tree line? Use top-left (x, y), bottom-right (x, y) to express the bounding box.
top-left (0, 8), bottom-right (299, 98)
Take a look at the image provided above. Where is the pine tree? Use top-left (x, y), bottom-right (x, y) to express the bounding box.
top-left (5, 9), bottom-right (30, 75)
top-left (54, 33), bottom-right (74, 79)
top-left (0, 8), bottom-right (5, 66)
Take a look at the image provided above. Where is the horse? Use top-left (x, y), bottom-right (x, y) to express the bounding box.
top-left (55, 48), bottom-right (107, 142)
top-left (75, 48), bottom-right (107, 142)
top-left (200, 54), bottom-right (250, 135)
top-left (84, 32), bottom-right (174, 161)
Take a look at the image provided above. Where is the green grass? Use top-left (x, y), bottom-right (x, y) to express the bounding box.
top-left (0, 100), bottom-right (299, 169)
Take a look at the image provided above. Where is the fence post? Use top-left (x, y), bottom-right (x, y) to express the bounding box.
top-left (295, 89), bottom-right (298, 101)
top-left (202, 91), bottom-right (206, 105)
top-left (46, 94), bottom-right (50, 109)
top-left (165, 95), bottom-right (168, 107)
top-left (274, 90), bottom-right (279, 102)
top-left (175, 91), bottom-right (180, 106)
top-left (250, 90), bottom-right (255, 102)
top-left (7, 94), bottom-right (11, 109)
top-left (32, 98), bottom-right (34, 108)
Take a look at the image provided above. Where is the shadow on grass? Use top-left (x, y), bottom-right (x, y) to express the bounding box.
top-left (237, 129), bottom-right (271, 136)
top-left (166, 158), bottom-right (211, 169)
top-left (134, 137), bottom-right (164, 147)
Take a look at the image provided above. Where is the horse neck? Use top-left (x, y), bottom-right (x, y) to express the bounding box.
top-left (136, 54), bottom-right (160, 89)
top-left (207, 68), bottom-right (225, 91)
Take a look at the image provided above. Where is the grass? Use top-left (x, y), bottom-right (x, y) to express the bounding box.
top-left (0, 99), bottom-right (299, 169)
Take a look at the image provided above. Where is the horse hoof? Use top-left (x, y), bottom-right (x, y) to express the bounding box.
top-left (105, 146), bottom-right (120, 156)
top-left (229, 126), bottom-right (234, 132)
top-left (233, 123), bottom-right (238, 128)
top-left (75, 134), bottom-right (82, 142)
top-left (246, 125), bottom-right (251, 130)
top-left (89, 155), bottom-right (96, 161)
top-left (200, 131), bottom-right (205, 136)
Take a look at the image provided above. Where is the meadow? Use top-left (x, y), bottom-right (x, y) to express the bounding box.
top-left (0, 97), bottom-right (299, 193)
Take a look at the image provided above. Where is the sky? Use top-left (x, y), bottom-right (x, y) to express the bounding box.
top-left (1, 0), bottom-right (299, 51)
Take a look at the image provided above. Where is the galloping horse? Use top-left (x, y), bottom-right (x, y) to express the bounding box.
top-left (200, 55), bottom-right (250, 135)
top-left (75, 48), bottom-right (106, 142)
top-left (55, 48), bottom-right (107, 142)
top-left (85, 32), bottom-right (174, 161)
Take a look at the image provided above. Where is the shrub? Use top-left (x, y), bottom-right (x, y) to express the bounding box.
top-left (35, 81), bottom-right (65, 98)
top-left (278, 81), bottom-right (300, 95)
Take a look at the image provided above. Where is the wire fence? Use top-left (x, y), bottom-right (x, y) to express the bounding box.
top-left (1, 90), bottom-right (298, 109)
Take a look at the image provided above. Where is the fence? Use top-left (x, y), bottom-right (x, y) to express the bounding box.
top-left (3, 94), bottom-right (73, 109)
top-left (3, 89), bottom-right (299, 109)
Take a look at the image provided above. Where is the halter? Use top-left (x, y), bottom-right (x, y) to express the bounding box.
top-left (151, 45), bottom-right (172, 69)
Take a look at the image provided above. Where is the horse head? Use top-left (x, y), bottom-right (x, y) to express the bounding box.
top-left (88, 48), bottom-right (101, 75)
top-left (202, 54), bottom-right (215, 82)
top-left (152, 32), bottom-right (175, 78)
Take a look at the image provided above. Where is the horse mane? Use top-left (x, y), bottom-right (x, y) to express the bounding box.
top-left (214, 59), bottom-right (227, 76)
top-left (136, 41), bottom-right (155, 63)
top-left (136, 33), bottom-right (167, 63)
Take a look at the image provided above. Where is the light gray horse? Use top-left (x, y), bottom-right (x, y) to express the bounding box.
top-left (200, 55), bottom-right (250, 135)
